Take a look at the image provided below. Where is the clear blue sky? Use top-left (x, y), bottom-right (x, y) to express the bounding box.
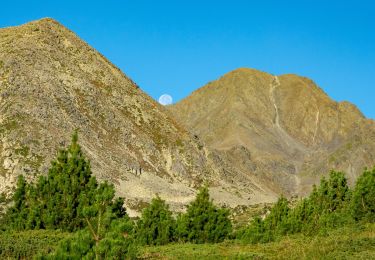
top-left (1, 1), bottom-right (374, 118)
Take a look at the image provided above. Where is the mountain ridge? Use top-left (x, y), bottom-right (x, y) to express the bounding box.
top-left (170, 67), bottom-right (375, 196)
top-left (0, 18), bottom-right (279, 216)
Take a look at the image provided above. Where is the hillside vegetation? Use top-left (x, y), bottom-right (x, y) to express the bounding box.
top-left (0, 133), bottom-right (374, 259)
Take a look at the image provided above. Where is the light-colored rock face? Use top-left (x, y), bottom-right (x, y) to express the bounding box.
top-left (0, 19), bottom-right (279, 215)
top-left (170, 68), bottom-right (375, 196)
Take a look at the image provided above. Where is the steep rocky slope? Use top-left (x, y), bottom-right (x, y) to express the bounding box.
top-left (0, 19), bottom-right (279, 215)
top-left (170, 68), bottom-right (375, 195)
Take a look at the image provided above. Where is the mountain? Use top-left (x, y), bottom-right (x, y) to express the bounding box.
top-left (3, 19), bottom-right (372, 215)
top-left (0, 19), bottom-right (279, 215)
top-left (170, 68), bottom-right (375, 196)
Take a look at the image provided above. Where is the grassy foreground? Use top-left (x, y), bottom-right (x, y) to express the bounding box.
top-left (0, 230), bottom-right (71, 259)
top-left (0, 224), bottom-right (374, 259)
top-left (141, 224), bottom-right (375, 260)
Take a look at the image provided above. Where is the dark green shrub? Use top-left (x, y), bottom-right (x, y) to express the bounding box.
top-left (0, 230), bottom-right (70, 259)
top-left (136, 196), bottom-right (176, 245)
top-left (237, 216), bottom-right (274, 243)
top-left (263, 196), bottom-right (290, 235)
top-left (41, 218), bottom-right (138, 259)
top-left (3, 132), bottom-right (126, 232)
top-left (351, 167), bottom-right (375, 222)
top-left (176, 186), bottom-right (232, 243)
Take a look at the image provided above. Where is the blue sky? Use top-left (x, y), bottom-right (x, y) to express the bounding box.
top-left (1, 1), bottom-right (374, 118)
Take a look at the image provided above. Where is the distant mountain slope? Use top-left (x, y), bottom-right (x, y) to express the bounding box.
top-left (0, 19), bottom-right (279, 215)
top-left (170, 68), bottom-right (375, 195)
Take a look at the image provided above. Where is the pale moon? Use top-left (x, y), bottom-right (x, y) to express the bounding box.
top-left (158, 94), bottom-right (173, 105)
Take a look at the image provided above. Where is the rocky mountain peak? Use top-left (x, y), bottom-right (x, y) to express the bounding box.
top-left (170, 68), bottom-right (375, 196)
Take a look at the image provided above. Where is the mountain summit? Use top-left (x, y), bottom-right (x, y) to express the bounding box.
top-left (170, 68), bottom-right (375, 195)
top-left (1, 19), bottom-right (373, 214)
top-left (0, 19), bottom-right (280, 214)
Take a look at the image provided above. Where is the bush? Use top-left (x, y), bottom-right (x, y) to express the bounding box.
top-left (237, 216), bottom-right (274, 243)
top-left (351, 167), bottom-right (375, 222)
top-left (239, 170), bottom-right (357, 243)
top-left (3, 131), bottom-right (127, 232)
top-left (136, 196), bottom-right (176, 245)
top-left (176, 186), bottom-right (232, 243)
top-left (0, 230), bottom-right (70, 259)
top-left (2, 131), bottom-right (139, 258)
top-left (41, 218), bottom-right (138, 259)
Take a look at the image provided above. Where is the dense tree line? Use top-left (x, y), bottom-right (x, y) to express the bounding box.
top-left (135, 186), bottom-right (232, 246)
top-left (237, 168), bottom-right (375, 243)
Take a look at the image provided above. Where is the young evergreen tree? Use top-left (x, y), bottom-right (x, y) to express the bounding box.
top-left (40, 218), bottom-right (137, 260)
top-left (237, 216), bottom-right (272, 243)
top-left (136, 196), bottom-right (176, 245)
top-left (5, 175), bottom-right (29, 230)
top-left (287, 197), bottom-right (315, 234)
top-left (351, 167), bottom-right (375, 222)
top-left (176, 185), bottom-right (232, 243)
top-left (3, 131), bottom-right (128, 233)
top-left (263, 196), bottom-right (290, 234)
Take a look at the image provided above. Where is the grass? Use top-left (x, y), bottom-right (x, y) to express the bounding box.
top-left (0, 229), bottom-right (71, 259)
top-left (141, 224), bottom-right (375, 259)
top-left (0, 224), bottom-right (373, 259)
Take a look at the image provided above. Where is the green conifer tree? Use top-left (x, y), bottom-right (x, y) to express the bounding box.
top-left (176, 185), bottom-right (232, 243)
top-left (351, 167), bottom-right (375, 222)
top-left (136, 196), bottom-right (176, 245)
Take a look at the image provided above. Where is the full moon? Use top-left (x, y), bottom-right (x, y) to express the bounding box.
top-left (158, 94), bottom-right (173, 105)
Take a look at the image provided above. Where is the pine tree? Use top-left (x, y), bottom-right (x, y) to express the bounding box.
top-left (3, 131), bottom-right (128, 232)
top-left (351, 167), bottom-right (375, 222)
top-left (136, 196), bottom-right (176, 245)
top-left (176, 185), bottom-right (232, 243)
top-left (6, 175), bottom-right (29, 230)
top-left (264, 196), bottom-right (290, 233)
top-left (238, 216), bottom-right (272, 243)
top-left (40, 218), bottom-right (138, 260)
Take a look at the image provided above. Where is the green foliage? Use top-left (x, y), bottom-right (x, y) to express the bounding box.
top-left (141, 223), bottom-right (375, 259)
top-left (351, 167), bottom-right (375, 222)
top-left (263, 196), bottom-right (290, 234)
top-left (239, 170), bottom-right (359, 243)
top-left (3, 131), bottom-right (126, 232)
top-left (136, 196), bottom-right (176, 245)
top-left (312, 170), bottom-right (351, 214)
top-left (237, 216), bottom-right (272, 243)
top-left (1, 131), bottom-right (139, 258)
top-left (41, 218), bottom-right (138, 259)
top-left (0, 230), bottom-right (70, 259)
top-left (176, 186), bottom-right (232, 243)
top-left (238, 197), bottom-right (289, 243)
